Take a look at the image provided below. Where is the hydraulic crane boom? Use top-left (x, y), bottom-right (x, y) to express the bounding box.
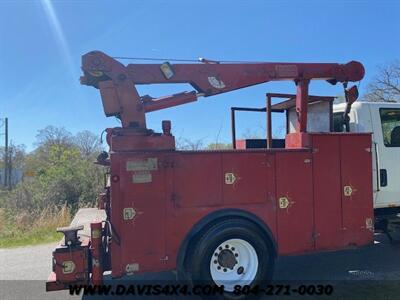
top-left (80, 51), bottom-right (364, 132)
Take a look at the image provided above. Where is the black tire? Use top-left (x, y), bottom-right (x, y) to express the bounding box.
top-left (185, 218), bottom-right (275, 299)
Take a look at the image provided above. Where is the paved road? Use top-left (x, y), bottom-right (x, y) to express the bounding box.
top-left (1, 209), bottom-right (399, 299)
top-left (0, 208), bottom-right (105, 300)
top-left (0, 241), bottom-right (77, 300)
top-left (0, 209), bottom-right (105, 281)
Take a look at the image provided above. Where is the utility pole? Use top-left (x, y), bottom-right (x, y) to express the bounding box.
top-left (4, 118), bottom-right (8, 188)
top-left (7, 145), bottom-right (12, 190)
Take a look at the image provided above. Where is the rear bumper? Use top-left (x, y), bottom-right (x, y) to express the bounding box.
top-left (46, 221), bottom-right (105, 292)
top-left (46, 236), bottom-right (91, 291)
top-left (46, 270), bottom-right (92, 291)
top-left (46, 272), bottom-right (70, 291)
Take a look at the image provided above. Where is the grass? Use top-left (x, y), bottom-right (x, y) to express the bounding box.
top-left (0, 205), bottom-right (71, 248)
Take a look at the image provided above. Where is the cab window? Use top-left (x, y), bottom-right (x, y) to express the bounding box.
top-left (333, 112), bottom-right (344, 132)
top-left (379, 108), bottom-right (400, 147)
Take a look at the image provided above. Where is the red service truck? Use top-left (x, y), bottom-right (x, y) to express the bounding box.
top-left (46, 51), bottom-right (372, 297)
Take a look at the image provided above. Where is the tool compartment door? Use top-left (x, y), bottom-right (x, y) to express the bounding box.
top-left (173, 152), bottom-right (222, 207)
top-left (115, 154), bottom-right (167, 273)
top-left (275, 151), bottom-right (314, 254)
top-left (222, 152), bottom-right (271, 205)
top-left (311, 134), bottom-right (344, 250)
top-left (340, 134), bottom-right (374, 246)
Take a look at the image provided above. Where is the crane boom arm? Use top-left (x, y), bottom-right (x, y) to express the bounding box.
top-left (80, 51), bottom-right (365, 130)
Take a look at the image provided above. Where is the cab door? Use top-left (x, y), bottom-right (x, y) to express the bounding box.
top-left (370, 106), bottom-right (400, 209)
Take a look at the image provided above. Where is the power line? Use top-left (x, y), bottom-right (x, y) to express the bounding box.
top-left (112, 56), bottom-right (264, 64)
top-left (112, 56), bottom-right (200, 62)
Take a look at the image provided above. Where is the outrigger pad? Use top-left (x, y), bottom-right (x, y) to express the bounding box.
top-left (57, 225), bottom-right (84, 247)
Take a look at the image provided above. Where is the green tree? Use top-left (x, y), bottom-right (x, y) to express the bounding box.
top-left (2, 126), bottom-right (104, 215)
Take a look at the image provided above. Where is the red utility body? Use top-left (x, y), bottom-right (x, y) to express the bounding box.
top-left (47, 51), bottom-right (373, 291)
top-left (107, 133), bottom-right (372, 276)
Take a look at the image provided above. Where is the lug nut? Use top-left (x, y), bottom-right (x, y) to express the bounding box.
top-left (213, 260), bottom-right (217, 264)
top-left (223, 268), bottom-right (227, 272)
top-left (219, 247), bottom-right (222, 250)
top-left (235, 253), bottom-right (238, 257)
top-left (217, 266), bottom-right (221, 270)
top-left (237, 266), bottom-right (244, 275)
top-left (225, 245), bottom-right (229, 248)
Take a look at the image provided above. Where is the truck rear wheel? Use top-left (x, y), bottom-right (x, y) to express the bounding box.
top-left (187, 218), bottom-right (275, 299)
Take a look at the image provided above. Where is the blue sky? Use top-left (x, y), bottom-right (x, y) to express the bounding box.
top-left (0, 0), bottom-right (399, 151)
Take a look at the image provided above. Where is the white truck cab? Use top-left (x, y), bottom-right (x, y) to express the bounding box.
top-left (333, 102), bottom-right (400, 217)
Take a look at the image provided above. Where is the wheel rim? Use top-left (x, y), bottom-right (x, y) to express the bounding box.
top-left (209, 238), bottom-right (259, 292)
